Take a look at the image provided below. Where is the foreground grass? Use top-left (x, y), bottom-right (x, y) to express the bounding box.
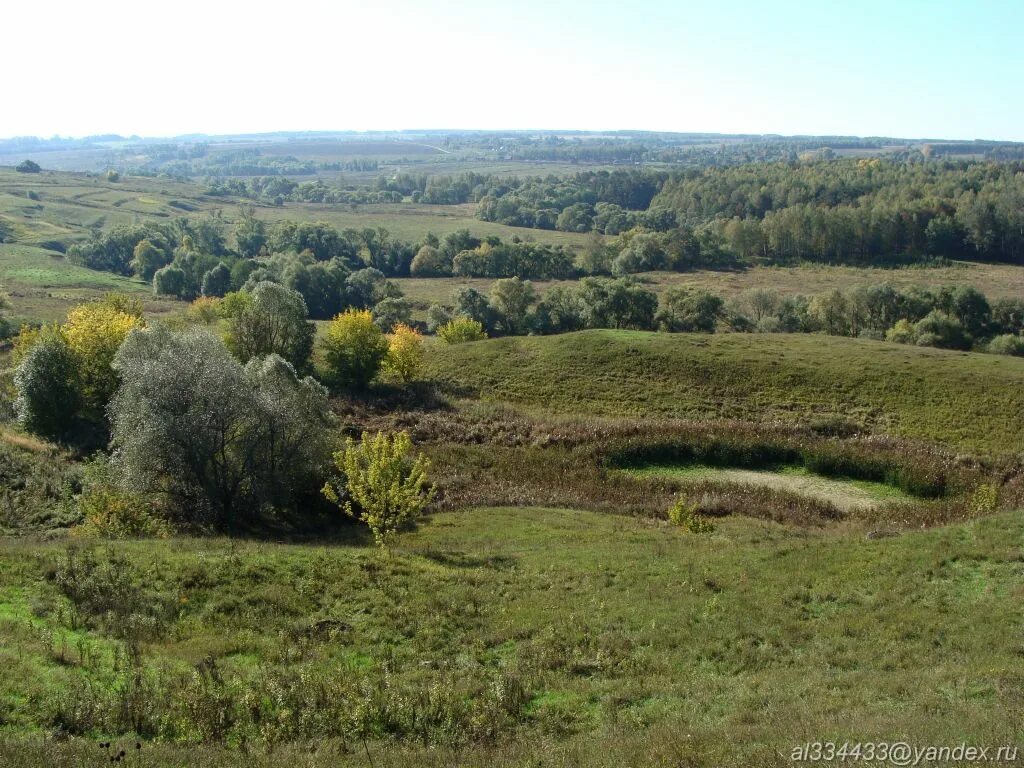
top-left (0, 506), bottom-right (1021, 766)
top-left (425, 330), bottom-right (1024, 455)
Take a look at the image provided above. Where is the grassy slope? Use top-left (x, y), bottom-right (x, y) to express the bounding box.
top-left (0, 506), bottom-right (1021, 767)
top-left (0, 244), bottom-right (177, 324)
top-left (0, 169), bottom-right (592, 250)
top-left (425, 330), bottom-right (1024, 455)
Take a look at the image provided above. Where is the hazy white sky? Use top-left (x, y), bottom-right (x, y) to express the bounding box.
top-left (3, 0), bottom-right (1022, 140)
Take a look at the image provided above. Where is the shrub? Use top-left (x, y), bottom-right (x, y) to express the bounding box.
top-left (667, 497), bottom-right (715, 533)
top-left (912, 310), bottom-right (971, 350)
top-left (967, 483), bottom-right (999, 518)
top-left (185, 296), bottom-right (222, 325)
top-left (987, 334), bottom-right (1024, 356)
top-left (75, 457), bottom-right (173, 539)
top-left (16, 159), bottom-right (41, 173)
top-left (322, 430), bottom-right (434, 548)
top-left (320, 309), bottom-right (390, 389)
top-left (885, 319), bottom-right (913, 344)
top-left (437, 317), bottom-right (487, 344)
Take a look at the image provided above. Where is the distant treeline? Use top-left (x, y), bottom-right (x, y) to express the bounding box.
top-left (426, 277), bottom-right (1024, 356)
top-left (124, 148), bottom-right (380, 179)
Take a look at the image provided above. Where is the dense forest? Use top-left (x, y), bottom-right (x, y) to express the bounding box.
top-left (471, 159), bottom-right (1024, 266)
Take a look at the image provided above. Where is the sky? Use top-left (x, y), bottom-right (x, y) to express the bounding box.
top-left (3, 0), bottom-right (1022, 141)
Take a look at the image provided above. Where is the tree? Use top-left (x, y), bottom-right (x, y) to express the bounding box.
top-left (153, 265), bottom-right (186, 297)
top-left (320, 309), bottom-right (390, 389)
top-left (742, 289), bottom-right (781, 323)
top-left (384, 324), bottom-right (425, 383)
top-left (576, 277), bottom-right (657, 330)
top-left (532, 286), bottom-right (585, 334)
top-left (489, 277), bottom-right (537, 335)
top-left (453, 286), bottom-right (497, 332)
top-left (0, 293), bottom-right (11, 339)
top-left (372, 297), bottom-right (412, 332)
top-left (61, 300), bottom-right (144, 418)
top-left (322, 430), bottom-right (434, 549)
top-left (437, 317), bottom-right (486, 344)
top-left (110, 326), bottom-right (330, 530)
top-left (201, 263), bottom-right (232, 298)
top-left (16, 160), bottom-right (41, 173)
top-left (225, 281), bottom-right (315, 371)
top-left (944, 286), bottom-right (990, 339)
top-left (579, 230), bottom-right (613, 275)
top-left (409, 245), bottom-right (450, 276)
top-left (233, 206), bottom-right (267, 258)
top-left (808, 290), bottom-right (849, 335)
top-left (656, 287), bottom-right (723, 332)
top-left (426, 304), bottom-right (453, 333)
top-left (130, 239), bottom-right (169, 281)
top-left (12, 296), bottom-right (142, 440)
top-left (13, 329), bottom-right (80, 440)
top-left (346, 267), bottom-right (400, 309)
top-left (555, 202), bottom-right (594, 233)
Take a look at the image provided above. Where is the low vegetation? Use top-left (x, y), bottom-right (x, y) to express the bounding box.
top-left (0, 506), bottom-right (1022, 767)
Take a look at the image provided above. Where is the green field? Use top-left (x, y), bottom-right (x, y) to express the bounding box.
top-left (424, 330), bottom-right (1024, 455)
top-left (0, 168), bottom-right (593, 252)
top-left (0, 244), bottom-right (177, 324)
top-left (1, 506), bottom-right (1021, 767)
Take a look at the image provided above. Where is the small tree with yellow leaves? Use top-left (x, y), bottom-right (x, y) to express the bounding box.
top-left (62, 301), bottom-right (144, 415)
top-left (384, 323), bottom-right (424, 383)
top-left (320, 309), bottom-right (389, 389)
top-left (322, 430), bottom-right (434, 549)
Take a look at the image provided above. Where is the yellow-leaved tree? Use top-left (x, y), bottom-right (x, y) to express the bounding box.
top-left (62, 300), bottom-right (144, 415)
top-left (322, 430), bottom-right (434, 549)
top-left (320, 309), bottom-right (390, 389)
top-left (383, 323), bottom-right (424, 383)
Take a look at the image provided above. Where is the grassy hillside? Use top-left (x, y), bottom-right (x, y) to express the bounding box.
top-left (0, 244), bottom-right (177, 324)
top-left (0, 506), bottom-right (1021, 767)
top-left (425, 330), bottom-right (1024, 455)
top-left (0, 169), bottom-right (593, 250)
